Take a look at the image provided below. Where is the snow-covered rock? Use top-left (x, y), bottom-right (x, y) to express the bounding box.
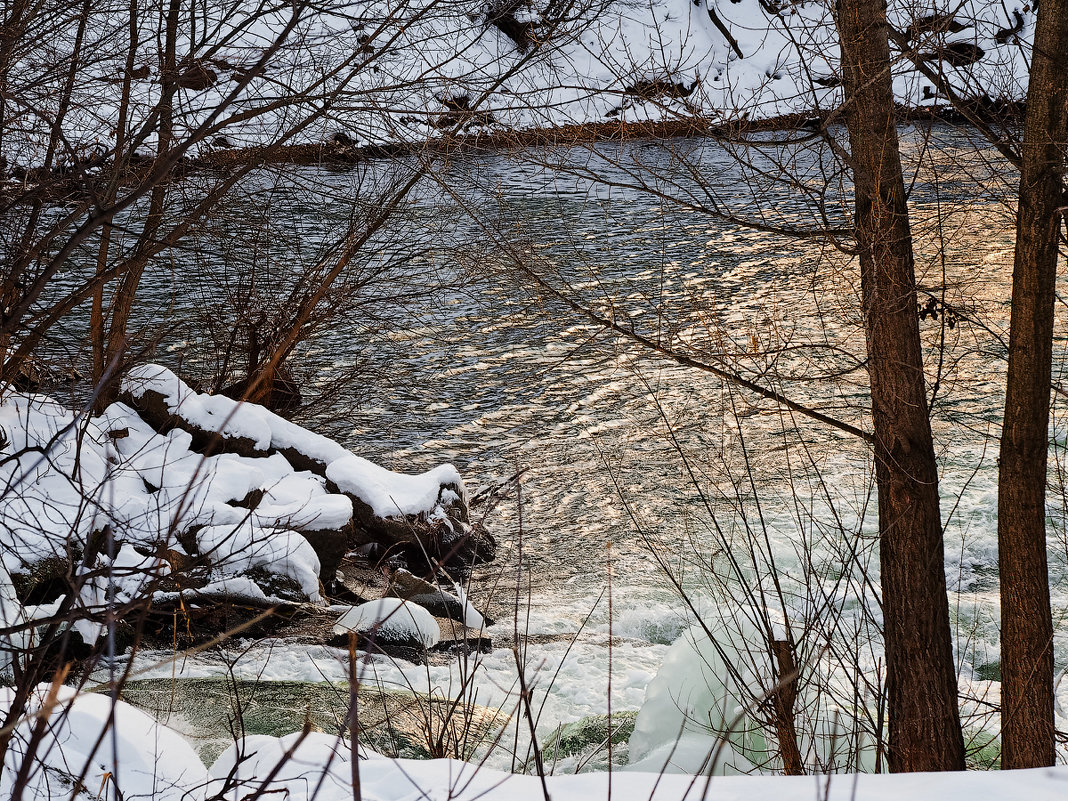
top-left (121, 364), bottom-right (491, 575)
top-left (0, 368), bottom-right (487, 650)
top-left (334, 598), bottom-right (442, 660)
top-left (383, 568), bottom-right (488, 629)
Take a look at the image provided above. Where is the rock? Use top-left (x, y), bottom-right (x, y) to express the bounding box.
top-left (485, 0), bottom-right (537, 53)
top-left (334, 555), bottom-right (388, 601)
top-left (332, 598), bottom-right (441, 664)
top-left (385, 568), bottom-right (470, 622)
top-left (10, 555), bottom-right (71, 604)
top-left (298, 528), bottom-right (348, 589)
top-left (142, 585), bottom-right (309, 649)
top-left (541, 710), bottom-right (638, 771)
top-left (905, 12), bottom-right (969, 42)
top-left (10, 359), bottom-right (42, 391)
top-left (995, 11), bottom-right (1026, 44)
top-left (142, 591), bottom-right (301, 647)
top-left (245, 566), bottom-right (309, 604)
top-left (625, 77), bottom-right (699, 100)
top-left (219, 369), bottom-right (302, 416)
top-left (920, 41), bottom-right (985, 68)
top-left (444, 521), bottom-right (497, 566)
top-left (347, 492), bottom-right (492, 577)
top-left (432, 617), bottom-right (491, 655)
top-left (433, 94), bottom-right (496, 129)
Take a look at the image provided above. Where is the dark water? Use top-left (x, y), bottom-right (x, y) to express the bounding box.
top-left (41, 127), bottom-right (1068, 636)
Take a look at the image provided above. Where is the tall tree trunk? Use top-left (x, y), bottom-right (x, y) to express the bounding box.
top-left (836, 0), bottom-right (965, 771)
top-left (997, 0), bottom-right (1068, 770)
top-left (99, 0), bottom-right (180, 406)
top-left (92, 0), bottom-right (140, 397)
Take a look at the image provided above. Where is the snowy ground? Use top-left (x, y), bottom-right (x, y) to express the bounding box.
top-left (7, 0), bottom-right (1036, 167)
top-left (3, 685), bottom-right (1068, 801)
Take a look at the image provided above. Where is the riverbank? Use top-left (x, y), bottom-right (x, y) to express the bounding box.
top-left (6, 101), bottom-right (1027, 197)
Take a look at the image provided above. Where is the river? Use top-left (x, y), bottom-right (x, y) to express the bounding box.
top-left (75, 124), bottom-right (1068, 767)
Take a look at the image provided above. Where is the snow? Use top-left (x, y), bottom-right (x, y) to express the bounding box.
top-left (272, 753), bottom-right (1068, 801)
top-left (327, 456), bottom-right (463, 518)
top-left (209, 732), bottom-right (382, 800)
top-left (0, 565), bottom-right (31, 678)
top-left (0, 395), bottom-right (114, 575)
top-left (453, 582), bottom-right (487, 629)
top-left (0, 686), bottom-right (209, 801)
top-left (334, 598), bottom-right (442, 648)
top-left (4, 684), bottom-right (1068, 801)
top-left (5, 1), bottom-right (1039, 168)
top-left (198, 521), bottom-right (323, 603)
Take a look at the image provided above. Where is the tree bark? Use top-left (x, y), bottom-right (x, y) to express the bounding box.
top-left (997, 0), bottom-right (1068, 770)
top-left (770, 638), bottom-right (804, 775)
top-left (98, 0), bottom-right (180, 408)
top-left (836, 0), bottom-right (965, 771)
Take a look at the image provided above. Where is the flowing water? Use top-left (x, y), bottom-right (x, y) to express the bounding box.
top-left (71, 124), bottom-right (1068, 759)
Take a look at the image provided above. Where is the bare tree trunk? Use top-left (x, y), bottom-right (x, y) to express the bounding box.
top-left (770, 638), bottom-right (804, 775)
top-left (835, 0), bottom-right (965, 772)
top-left (99, 0), bottom-right (180, 407)
top-left (997, 0), bottom-right (1068, 770)
top-left (92, 0), bottom-right (140, 393)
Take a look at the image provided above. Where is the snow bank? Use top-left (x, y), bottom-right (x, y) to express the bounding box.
top-left (211, 737), bottom-right (1068, 801)
top-left (210, 732), bottom-right (383, 799)
top-left (3, 685), bottom-right (1064, 801)
top-left (327, 457), bottom-right (463, 519)
top-left (0, 686), bottom-right (209, 801)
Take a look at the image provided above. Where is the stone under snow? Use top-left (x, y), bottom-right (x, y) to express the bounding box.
top-left (0, 366), bottom-right (470, 644)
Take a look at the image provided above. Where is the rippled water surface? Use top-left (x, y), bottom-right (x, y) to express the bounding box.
top-left (80, 125), bottom-right (1068, 737)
